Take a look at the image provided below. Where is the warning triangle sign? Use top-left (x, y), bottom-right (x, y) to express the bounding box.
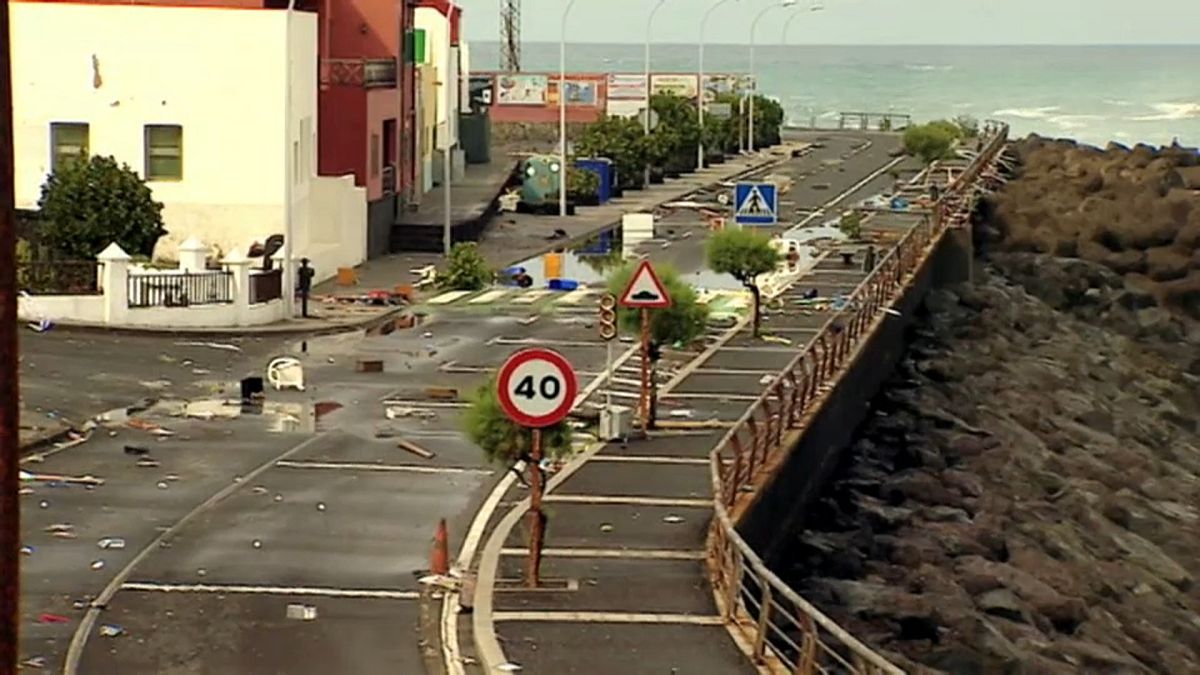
top-left (736, 185), bottom-right (773, 218)
top-left (618, 260), bottom-right (672, 309)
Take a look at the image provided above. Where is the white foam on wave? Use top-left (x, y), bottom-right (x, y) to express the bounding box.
top-left (992, 106), bottom-right (1061, 120)
top-left (1047, 114), bottom-right (1105, 131)
top-left (905, 64), bottom-right (954, 72)
top-left (1129, 102), bottom-right (1200, 122)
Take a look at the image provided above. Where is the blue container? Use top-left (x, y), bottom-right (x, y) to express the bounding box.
top-left (547, 278), bottom-right (579, 292)
top-left (576, 158), bottom-right (615, 204)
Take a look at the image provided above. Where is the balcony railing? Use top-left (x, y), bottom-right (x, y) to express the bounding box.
top-left (320, 58), bottom-right (397, 89)
top-left (128, 271), bottom-right (233, 308)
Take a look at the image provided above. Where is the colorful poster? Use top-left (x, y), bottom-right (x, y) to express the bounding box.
top-left (550, 79), bottom-right (599, 107)
top-left (607, 73), bottom-right (648, 101)
top-left (495, 74), bottom-right (548, 105)
top-left (650, 73), bottom-right (699, 99)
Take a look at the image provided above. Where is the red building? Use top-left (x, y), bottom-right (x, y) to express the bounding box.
top-left (316, 0), bottom-right (417, 258)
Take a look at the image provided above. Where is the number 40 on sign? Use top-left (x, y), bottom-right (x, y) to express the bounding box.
top-left (496, 348), bottom-right (579, 428)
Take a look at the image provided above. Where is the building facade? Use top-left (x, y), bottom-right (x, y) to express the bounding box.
top-left (11, 0), bottom-right (367, 281)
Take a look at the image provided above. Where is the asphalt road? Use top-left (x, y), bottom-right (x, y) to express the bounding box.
top-left (14, 130), bottom-right (912, 674)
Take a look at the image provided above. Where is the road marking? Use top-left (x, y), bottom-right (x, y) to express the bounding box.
top-left (491, 336), bottom-right (601, 347)
top-left (554, 288), bottom-right (594, 305)
top-left (469, 289), bottom-right (510, 304)
top-left (590, 455), bottom-right (709, 465)
top-left (512, 290), bottom-right (551, 304)
top-left (274, 460), bottom-right (493, 475)
top-left (543, 495), bottom-right (711, 507)
top-left (381, 399), bottom-right (469, 409)
top-left (491, 611), bottom-right (724, 625)
top-left (120, 582), bottom-right (420, 600)
top-left (666, 392), bottom-right (760, 401)
top-left (427, 290), bottom-right (474, 305)
top-left (499, 547), bottom-right (705, 561)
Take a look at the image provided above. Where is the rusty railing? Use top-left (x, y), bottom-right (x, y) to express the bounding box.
top-left (706, 122), bottom-right (1010, 674)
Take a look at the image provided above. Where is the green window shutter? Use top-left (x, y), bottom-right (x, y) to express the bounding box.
top-left (412, 29), bottom-right (427, 64)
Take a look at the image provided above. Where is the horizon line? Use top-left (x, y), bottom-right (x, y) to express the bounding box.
top-left (467, 40), bottom-right (1200, 48)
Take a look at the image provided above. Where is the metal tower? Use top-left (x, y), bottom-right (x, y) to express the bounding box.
top-left (500, 0), bottom-right (521, 71)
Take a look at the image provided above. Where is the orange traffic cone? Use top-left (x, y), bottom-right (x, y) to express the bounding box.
top-left (430, 518), bottom-right (449, 575)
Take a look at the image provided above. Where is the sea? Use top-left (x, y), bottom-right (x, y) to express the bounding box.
top-left (467, 42), bottom-right (1200, 148)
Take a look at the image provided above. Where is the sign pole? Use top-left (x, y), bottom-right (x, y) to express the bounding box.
top-left (526, 427), bottom-right (544, 588)
top-left (639, 307), bottom-right (650, 429)
top-left (605, 340), bottom-right (613, 411)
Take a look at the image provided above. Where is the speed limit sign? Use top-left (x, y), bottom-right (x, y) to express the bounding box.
top-left (496, 348), bottom-right (579, 428)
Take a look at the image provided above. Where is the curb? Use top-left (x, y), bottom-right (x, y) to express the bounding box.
top-left (27, 306), bottom-right (409, 339)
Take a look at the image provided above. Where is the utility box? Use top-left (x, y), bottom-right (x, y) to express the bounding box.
top-left (576, 158), bottom-right (615, 204)
top-left (459, 111), bottom-right (491, 164)
top-left (599, 405), bottom-right (633, 441)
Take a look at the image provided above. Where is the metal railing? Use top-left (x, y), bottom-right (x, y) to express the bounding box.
top-left (16, 261), bottom-right (100, 295)
top-left (249, 269), bottom-right (283, 304)
top-left (127, 271), bottom-right (233, 308)
top-left (382, 164), bottom-right (397, 196)
top-left (320, 58), bottom-right (397, 89)
top-left (706, 122), bottom-right (1010, 674)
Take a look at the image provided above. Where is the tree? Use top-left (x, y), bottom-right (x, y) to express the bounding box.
top-left (463, 377), bottom-right (572, 586)
top-left (839, 211), bottom-right (864, 241)
top-left (439, 242), bottom-right (492, 290)
top-left (37, 155), bottom-right (165, 259)
top-left (902, 121), bottom-right (961, 164)
top-left (576, 115), bottom-right (649, 191)
top-left (607, 262), bottom-right (708, 426)
top-left (707, 228), bottom-right (781, 337)
top-left (564, 163), bottom-right (601, 204)
top-left (650, 94), bottom-right (701, 174)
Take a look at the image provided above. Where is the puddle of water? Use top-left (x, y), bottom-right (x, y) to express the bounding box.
top-left (505, 228), bottom-right (625, 289)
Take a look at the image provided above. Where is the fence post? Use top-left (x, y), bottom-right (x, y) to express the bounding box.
top-left (96, 243), bottom-right (130, 326)
top-left (752, 583), bottom-right (773, 662)
top-left (178, 237), bottom-right (208, 273)
top-left (222, 250), bottom-right (253, 326)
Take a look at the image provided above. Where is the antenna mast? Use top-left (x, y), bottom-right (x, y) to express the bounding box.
top-left (500, 0), bottom-right (521, 71)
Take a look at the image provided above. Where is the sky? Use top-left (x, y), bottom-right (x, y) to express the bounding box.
top-left (454, 0), bottom-right (1200, 46)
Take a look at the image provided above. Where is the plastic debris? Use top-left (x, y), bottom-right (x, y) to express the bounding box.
top-left (37, 613), bottom-right (71, 624)
top-left (252, 539), bottom-right (263, 549)
top-left (286, 604), bottom-right (318, 621)
top-left (662, 515), bottom-right (686, 524)
top-left (136, 458), bottom-right (161, 468)
top-left (45, 523), bottom-right (74, 535)
top-left (273, 494), bottom-right (284, 503)
top-left (156, 481), bottom-right (169, 490)
top-left (124, 445), bottom-right (150, 456)
top-left (599, 523), bottom-right (614, 533)
top-left (21, 656), bottom-right (47, 669)
top-left (497, 663), bottom-right (523, 672)
top-left (39, 500), bottom-right (49, 509)
top-left (197, 568), bottom-right (207, 577)
top-left (668, 409), bottom-right (695, 419)
top-left (175, 341), bottom-right (241, 352)
top-left (761, 335), bottom-right (792, 346)
top-left (98, 623), bottom-right (126, 637)
top-left (251, 486), bottom-right (268, 495)
top-left (29, 318), bottom-right (53, 333)
top-left (316, 502), bottom-right (327, 512)
top-left (21, 471), bottom-right (104, 487)
top-left (20, 545), bottom-right (34, 556)
top-left (90, 560), bottom-right (105, 570)
top-left (98, 538), bottom-right (127, 550)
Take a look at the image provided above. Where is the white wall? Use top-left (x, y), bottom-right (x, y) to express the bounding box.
top-left (414, 7), bottom-right (459, 149)
top-left (11, 4), bottom-right (324, 265)
top-left (307, 175), bottom-right (367, 282)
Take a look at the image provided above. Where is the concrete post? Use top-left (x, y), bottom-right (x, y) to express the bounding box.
top-left (222, 249), bottom-right (253, 326)
top-left (96, 242), bottom-right (131, 326)
top-left (177, 236), bottom-right (208, 273)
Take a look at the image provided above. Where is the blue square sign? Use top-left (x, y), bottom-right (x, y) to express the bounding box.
top-left (733, 182), bottom-right (778, 225)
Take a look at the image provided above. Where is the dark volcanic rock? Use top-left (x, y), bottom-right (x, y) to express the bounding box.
top-left (781, 154), bottom-right (1200, 675)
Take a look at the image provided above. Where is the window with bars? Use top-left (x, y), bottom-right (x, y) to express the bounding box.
top-left (50, 122), bottom-right (89, 171)
top-left (144, 124), bottom-right (183, 181)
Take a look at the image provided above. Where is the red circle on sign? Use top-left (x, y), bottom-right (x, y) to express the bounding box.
top-left (496, 348), bottom-right (579, 428)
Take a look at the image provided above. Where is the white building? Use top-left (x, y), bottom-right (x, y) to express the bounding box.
top-left (11, 1), bottom-right (365, 283)
top-left (414, 1), bottom-right (465, 160)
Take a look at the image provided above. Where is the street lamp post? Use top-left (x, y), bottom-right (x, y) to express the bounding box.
top-left (559, 0), bottom-right (580, 218)
top-left (283, 0), bottom-right (297, 319)
top-left (442, 7), bottom-right (456, 255)
top-left (748, 0), bottom-right (795, 153)
top-left (644, 0), bottom-right (669, 186)
top-left (698, 0), bottom-right (737, 170)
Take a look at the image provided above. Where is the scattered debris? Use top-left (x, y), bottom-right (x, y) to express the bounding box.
top-left (316, 502), bottom-right (327, 512)
top-left (758, 375), bottom-right (774, 385)
top-left (97, 538), bottom-right (127, 550)
top-left (90, 560), bottom-right (106, 571)
top-left (37, 613), bottom-right (71, 625)
top-left (668, 409), bottom-right (695, 419)
top-left (497, 663), bottom-right (523, 672)
top-left (267, 357), bottom-right (306, 391)
top-left (127, 418), bottom-right (172, 436)
top-left (385, 406), bottom-right (437, 420)
top-left (761, 335), bottom-right (792, 346)
top-left (662, 515), bottom-right (686, 524)
top-left (519, 315), bottom-right (539, 326)
top-left (28, 318), bottom-right (53, 333)
top-left (397, 439), bottom-right (436, 460)
top-left (38, 500), bottom-right (49, 509)
top-left (599, 523), bottom-right (614, 533)
top-left (252, 486), bottom-right (268, 495)
top-left (21, 470), bottom-right (104, 487)
top-left (135, 458), bottom-right (161, 469)
top-left (156, 481), bottom-right (169, 490)
top-left (20, 545), bottom-right (34, 556)
top-left (273, 494), bottom-right (284, 503)
top-left (356, 359), bottom-right (384, 374)
top-left (98, 623), bottom-right (126, 637)
top-left (124, 445), bottom-right (150, 456)
top-left (252, 539), bottom-right (263, 549)
top-left (424, 387), bottom-right (458, 401)
top-left (20, 656), bottom-right (47, 669)
top-left (286, 604), bottom-right (318, 621)
top-left (419, 575), bottom-right (460, 591)
top-left (175, 341), bottom-right (241, 353)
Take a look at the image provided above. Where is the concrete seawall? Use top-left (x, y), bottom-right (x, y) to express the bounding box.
top-left (739, 228), bottom-right (974, 566)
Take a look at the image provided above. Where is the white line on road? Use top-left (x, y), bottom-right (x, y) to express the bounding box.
top-left (499, 548), bottom-right (705, 561)
top-left (491, 611), bottom-right (724, 625)
top-left (543, 495), bottom-right (712, 507)
top-left (590, 455), bottom-right (709, 465)
top-left (120, 582), bottom-right (420, 600)
top-left (274, 460), bottom-right (493, 475)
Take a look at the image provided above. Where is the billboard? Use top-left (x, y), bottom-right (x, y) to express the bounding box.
top-left (549, 79), bottom-right (599, 107)
top-left (496, 74), bottom-right (548, 105)
top-left (703, 74), bottom-right (754, 102)
top-left (607, 73), bottom-right (648, 101)
top-left (650, 73), bottom-right (699, 99)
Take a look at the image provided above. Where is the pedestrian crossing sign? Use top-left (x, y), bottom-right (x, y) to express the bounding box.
top-left (733, 182), bottom-right (778, 225)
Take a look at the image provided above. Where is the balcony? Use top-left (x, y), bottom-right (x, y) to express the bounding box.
top-left (320, 58), bottom-right (396, 89)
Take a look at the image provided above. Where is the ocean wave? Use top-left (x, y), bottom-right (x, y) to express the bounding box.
top-left (1047, 114), bottom-right (1106, 131)
top-left (1103, 99), bottom-right (1135, 107)
top-left (905, 64), bottom-right (954, 72)
top-left (1129, 102), bottom-right (1200, 122)
top-left (992, 106), bottom-right (1061, 120)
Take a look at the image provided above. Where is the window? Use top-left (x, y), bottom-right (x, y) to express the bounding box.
top-left (370, 132), bottom-right (381, 177)
top-left (50, 122), bottom-right (89, 171)
top-left (144, 124), bottom-right (183, 181)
